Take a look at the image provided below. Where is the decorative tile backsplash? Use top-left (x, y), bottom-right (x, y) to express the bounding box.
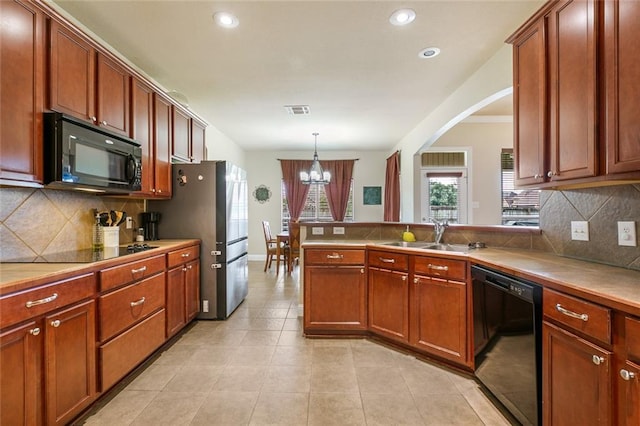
top-left (539, 183), bottom-right (640, 270)
top-left (0, 188), bottom-right (144, 261)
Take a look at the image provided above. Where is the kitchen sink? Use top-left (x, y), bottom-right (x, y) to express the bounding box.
top-left (381, 241), bottom-right (431, 248)
top-left (379, 241), bottom-right (469, 253)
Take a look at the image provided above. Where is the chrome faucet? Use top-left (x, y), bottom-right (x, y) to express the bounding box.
top-left (430, 217), bottom-right (448, 244)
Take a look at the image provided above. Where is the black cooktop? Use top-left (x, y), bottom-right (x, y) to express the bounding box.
top-left (2, 244), bottom-right (159, 263)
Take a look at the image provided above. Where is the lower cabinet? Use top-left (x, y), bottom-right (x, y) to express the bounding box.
top-left (304, 248), bottom-right (367, 334)
top-left (166, 245), bottom-right (200, 338)
top-left (368, 268), bottom-right (410, 343)
top-left (619, 316), bottom-right (640, 426)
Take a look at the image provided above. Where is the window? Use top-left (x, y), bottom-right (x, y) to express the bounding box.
top-left (421, 170), bottom-right (468, 224)
top-left (501, 149), bottom-right (540, 226)
top-left (281, 181), bottom-right (354, 228)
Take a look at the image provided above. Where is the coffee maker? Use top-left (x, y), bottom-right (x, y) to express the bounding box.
top-left (141, 212), bottom-right (161, 241)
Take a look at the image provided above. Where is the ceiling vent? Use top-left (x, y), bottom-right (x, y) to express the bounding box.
top-left (284, 105), bottom-right (310, 115)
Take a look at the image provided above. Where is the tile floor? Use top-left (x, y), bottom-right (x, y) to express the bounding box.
top-left (78, 261), bottom-right (512, 425)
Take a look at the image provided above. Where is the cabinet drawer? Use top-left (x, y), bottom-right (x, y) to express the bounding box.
top-left (100, 254), bottom-right (165, 292)
top-left (99, 309), bottom-right (165, 392)
top-left (305, 249), bottom-right (365, 266)
top-left (167, 245), bottom-right (200, 268)
top-left (626, 316), bottom-right (640, 360)
top-left (413, 256), bottom-right (467, 281)
top-left (0, 273), bottom-right (95, 329)
top-left (98, 273), bottom-right (166, 342)
top-left (367, 250), bottom-right (409, 271)
top-left (543, 289), bottom-right (611, 345)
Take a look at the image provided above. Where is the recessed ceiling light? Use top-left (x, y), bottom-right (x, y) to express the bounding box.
top-left (418, 47), bottom-right (441, 59)
top-left (213, 12), bottom-right (239, 28)
top-left (389, 9), bottom-right (416, 26)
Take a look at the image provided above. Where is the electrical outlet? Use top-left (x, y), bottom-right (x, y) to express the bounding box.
top-left (617, 221), bottom-right (637, 247)
top-left (333, 227), bottom-right (345, 235)
top-left (125, 217), bottom-right (133, 229)
top-left (571, 221), bottom-right (589, 241)
top-left (312, 227), bottom-right (324, 235)
top-left (202, 300), bottom-right (209, 312)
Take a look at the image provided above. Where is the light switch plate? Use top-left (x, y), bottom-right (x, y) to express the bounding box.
top-left (312, 227), bottom-right (324, 235)
top-left (571, 221), bottom-right (589, 241)
top-left (618, 221), bottom-right (637, 247)
top-left (333, 227), bottom-right (345, 235)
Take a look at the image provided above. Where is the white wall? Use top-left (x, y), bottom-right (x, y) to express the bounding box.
top-left (430, 121), bottom-right (513, 225)
top-left (245, 149), bottom-right (388, 258)
top-left (204, 126), bottom-right (246, 167)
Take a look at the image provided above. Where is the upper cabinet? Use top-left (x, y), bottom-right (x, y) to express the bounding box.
top-left (171, 106), bottom-right (191, 163)
top-left (508, 0), bottom-right (640, 189)
top-left (191, 118), bottom-right (206, 163)
top-left (0, 0), bottom-right (45, 187)
top-left (49, 20), bottom-right (130, 136)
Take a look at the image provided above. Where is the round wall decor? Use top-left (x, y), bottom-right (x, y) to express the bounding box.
top-left (253, 185), bottom-right (272, 203)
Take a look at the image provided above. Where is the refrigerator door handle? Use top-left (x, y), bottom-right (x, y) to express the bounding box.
top-left (211, 263), bottom-right (222, 269)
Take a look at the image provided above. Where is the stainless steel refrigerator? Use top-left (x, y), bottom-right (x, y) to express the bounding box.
top-left (149, 161), bottom-right (248, 319)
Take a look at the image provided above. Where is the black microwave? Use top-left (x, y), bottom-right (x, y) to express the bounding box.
top-left (44, 112), bottom-right (142, 193)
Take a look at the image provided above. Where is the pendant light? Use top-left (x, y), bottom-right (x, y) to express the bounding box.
top-left (300, 132), bottom-right (331, 184)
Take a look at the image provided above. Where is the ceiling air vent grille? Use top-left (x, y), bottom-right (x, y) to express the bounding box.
top-left (284, 105), bottom-right (310, 115)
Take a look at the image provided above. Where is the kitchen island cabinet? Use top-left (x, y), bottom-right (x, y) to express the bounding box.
top-left (0, 0), bottom-right (45, 188)
top-left (304, 248), bottom-right (367, 335)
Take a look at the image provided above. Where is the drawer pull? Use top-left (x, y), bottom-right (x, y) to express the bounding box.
top-left (130, 297), bottom-right (146, 307)
top-left (428, 264), bottom-right (449, 271)
top-left (592, 355), bottom-right (605, 366)
top-left (50, 319), bottom-right (61, 328)
top-left (181, 253), bottom-right (191, 258)
top-left (29, 328), bottom-right (41, 336)
top-left (620, 369), bottom-right (636, 381)
top-left (131, 266), bottom-right (147, 274)
top-left (326, 253), bottom-right (343, 259)
top-left (556, 304), bottom-right (589, 321)
top-left (25, 293), bottom-right (58, 308)
top-left (379, 257), bottom-right (395, 264)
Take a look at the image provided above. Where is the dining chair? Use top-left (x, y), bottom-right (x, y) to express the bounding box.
top-left (262, 221), bottom-right (282, 272)
top-left (285, 220), bottom-right (301, 274)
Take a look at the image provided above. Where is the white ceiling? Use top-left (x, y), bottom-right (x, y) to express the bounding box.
top-left (52, 0), bottom-right (543, 152)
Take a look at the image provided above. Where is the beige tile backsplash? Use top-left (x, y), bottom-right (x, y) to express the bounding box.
top-left (0, 188), bottom-right (144, 261)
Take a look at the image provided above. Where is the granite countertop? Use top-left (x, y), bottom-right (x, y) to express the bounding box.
top-left (302, 240), bottom-right (640, 316)
top-left (0, 239), bottom-right (200, 295)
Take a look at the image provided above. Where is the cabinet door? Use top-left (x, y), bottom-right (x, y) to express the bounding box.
top-left (410, 275), bottom-right (467, 365)
top-left (618, 360), bottom-right (640, 426)
top-left (172, 106), bottom-right (191, 162)
top-left (191, 118), bottom-right (206, 163)
top-left (45, 300), bottom-right (96, 426)
top-left (512, 17), bottom-right (547, 186)
top-left (166, 266), bottom-right (186, 338)
top-left (131, 77), bottom-right (155, 196)
top-left (1, 320), bottom-right (43, 426)
top-left (543, 322), bottom-right (612, 425)
top-left (304, 266), bottom-right (367, 332)
top-left (185, 260), bottom-right (200, 322)
top-left (368, 268), bottom-right (409, 343)
top-left (603, 0), bottom-right (640, 174)
top-left (154, 93), bottom-right (172, 197)
top-left (96, 53), bottom-right (130, 135)
top-left (49, 20), bottom-right (95, 123)
top-left (0, 0), bottom-right (45, 186)
top-left (547, 0), bottom-right (598, 181)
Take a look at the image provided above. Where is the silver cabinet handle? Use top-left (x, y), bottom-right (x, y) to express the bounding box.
top-left (30, 328), bottom-right (41, 336)
top-left (101, 120), bottom-right (107, 125)
top-left (360, 268), bottom-right (364, 274)
top-left (547, 170), bottom-right (557, 177)
top-left (534, 174), bottom-right (541, 179)
top-left (182, 267), bottom-right (188, 272)
top-left (326, 253), bottom-right (343, 259)
top-left (26, 293), bottom-right (58, 308)
top-left (91, 116), bottom-right (97, 122)
top-left (401, 276), bottom-right (407, 281)
top-left (428, 264), bottom-right (449, 271)
top-left (181, 253), bottom-right (190, 258)
top-left (187, 265), bottom-right (193, 270)
top-left (556, 304), bottom-right (589, 321)
top-left (131, 266), bottom-right (147, 274)
top-left (130, 297), bottom-right (146, 307)
top-left (620, 369), bottom-right (636, 381)
top-left (50, 319), bottom-right (61, 328)
top-left (413, 277), bottom-right (419, 284)
top-left (157, 189), bottom-right (162, 193)
top-left (379, 257), bottom-right (395, 263)
top-left (592, 355), bottom-right (605, 365)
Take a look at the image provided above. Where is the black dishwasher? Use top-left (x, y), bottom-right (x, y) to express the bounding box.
top-left (472, 265), bottom-right (542, 426)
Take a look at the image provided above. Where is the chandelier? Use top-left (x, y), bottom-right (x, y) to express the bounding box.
top-left (300, 132), bottom-right (331, 184)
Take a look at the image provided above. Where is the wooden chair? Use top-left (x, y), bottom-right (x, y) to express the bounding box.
top-left (262, 221), bottom-right (284, 272)
top-left (285, 220), bottom-right (301, 274)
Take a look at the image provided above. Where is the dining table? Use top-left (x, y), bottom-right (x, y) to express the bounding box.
top-left (275, 231), bottom-right (289, 273)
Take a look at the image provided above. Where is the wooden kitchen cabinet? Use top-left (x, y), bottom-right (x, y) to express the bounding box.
top-left (166, 245), bottom-right (200, 337)
top-left (603, 0), bottom-right (640, 175)
top-left (153, 93), bottom-right (173, 198)
top-left (618, 316), bottom-right (640, 425)
top-left (410, 255), bottom-right (469, 366)
top-left (131, 77), bottom-right (156, 197)
top-left (367, 250), bottom-right (409, 343)
top-left (0, 0), bottom-right (45, 187)
top-left (304, 248), bottom-right (367, 335)
top-left (172, 106), bottom-right (191, 163)
top-left (191, 117), bottom-right (207, 163)
top-left (185, 259), bottom-right (200, 322)
top-left (49, 20), bottom-right (130, 136)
